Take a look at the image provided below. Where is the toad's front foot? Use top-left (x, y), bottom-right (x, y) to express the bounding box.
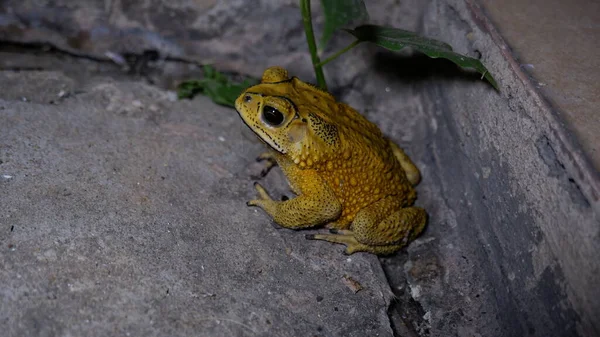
top-left (247, 182), bottom-right (277, 209)
top-left (254, 151), bottom-right (277, 178)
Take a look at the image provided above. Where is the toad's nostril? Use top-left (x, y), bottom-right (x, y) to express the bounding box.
top-left (244, 95), bottom-right (252, 103)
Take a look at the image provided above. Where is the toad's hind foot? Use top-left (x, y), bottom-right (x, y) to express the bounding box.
top-left (306, 231), bottom-right (402, 255)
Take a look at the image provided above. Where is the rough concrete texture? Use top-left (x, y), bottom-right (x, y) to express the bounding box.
top-left (481, 0), bottom-right (600, 170)
top-left (0, 71), bottom-right (395, 337)
top-left (1, 0), bottom-right (599, 337)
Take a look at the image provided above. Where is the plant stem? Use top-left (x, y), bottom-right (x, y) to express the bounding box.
top-left (315, 40), bottom-right (361, 68)
top-left (300, 0), bottom-right (327, 90)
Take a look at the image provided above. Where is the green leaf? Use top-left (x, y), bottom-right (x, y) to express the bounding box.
top-left (320, 0), bottom-right (369, 49)
top-left (345, 25), bottom-right (498, 90)
top-left (177, 65), bottom-right (259, 107)
top-left (177, 80), bottom-right (204, 100)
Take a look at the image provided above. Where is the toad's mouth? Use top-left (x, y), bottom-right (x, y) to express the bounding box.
top-left (235, 107), bottom-right (285, 154)
top-left (252, 124), bottom-right (284, 153)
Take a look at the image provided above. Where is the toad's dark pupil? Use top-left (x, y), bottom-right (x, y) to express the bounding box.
top-left (262, 106), bottom-right (284, 126)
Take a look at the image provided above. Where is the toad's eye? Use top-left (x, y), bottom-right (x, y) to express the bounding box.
top-left (262, 106), bottom-right (285, 126)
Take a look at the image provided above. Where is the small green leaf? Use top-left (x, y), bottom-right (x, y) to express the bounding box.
top-left (320, 0), bottom-right (369, 49)
top-left (177, 80), bottom-right (204, 100)
top-left (177, 65), bottom-right (259, 107)
top-left (203, 64), bottom-right (216, 79)
top-left (201, 79), bottom-right (256, 108)
top-left (345, 25), bottom-right (498, 90)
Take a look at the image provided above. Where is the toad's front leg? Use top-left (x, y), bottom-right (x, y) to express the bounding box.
top-left (247, 170), bottom-right (341, 229)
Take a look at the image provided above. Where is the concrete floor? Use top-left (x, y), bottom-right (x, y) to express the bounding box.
top-left (0, 65), bottom-right (396, 337)
top-left (480, 0), bottom-right (600, 170)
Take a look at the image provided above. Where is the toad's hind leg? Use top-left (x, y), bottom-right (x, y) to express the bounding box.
top-left (388, 140), bottom-right (420, 186)
top-left (308, 197), bottom-right (426, 255)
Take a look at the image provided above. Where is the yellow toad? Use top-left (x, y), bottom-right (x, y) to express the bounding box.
top-left (235, 67), bottom-right (426, 255)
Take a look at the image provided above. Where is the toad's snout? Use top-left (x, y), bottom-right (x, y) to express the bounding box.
top-left (235, 92), bottom-right (260, 116)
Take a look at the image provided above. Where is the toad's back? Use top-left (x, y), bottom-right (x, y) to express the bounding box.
top-left (318, 110), bottom-right (417, 226)
top-left (284, 76), bottom-right (418, 226)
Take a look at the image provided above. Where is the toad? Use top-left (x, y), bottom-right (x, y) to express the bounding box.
top-left (235, 66), bottom-right (426, 255)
